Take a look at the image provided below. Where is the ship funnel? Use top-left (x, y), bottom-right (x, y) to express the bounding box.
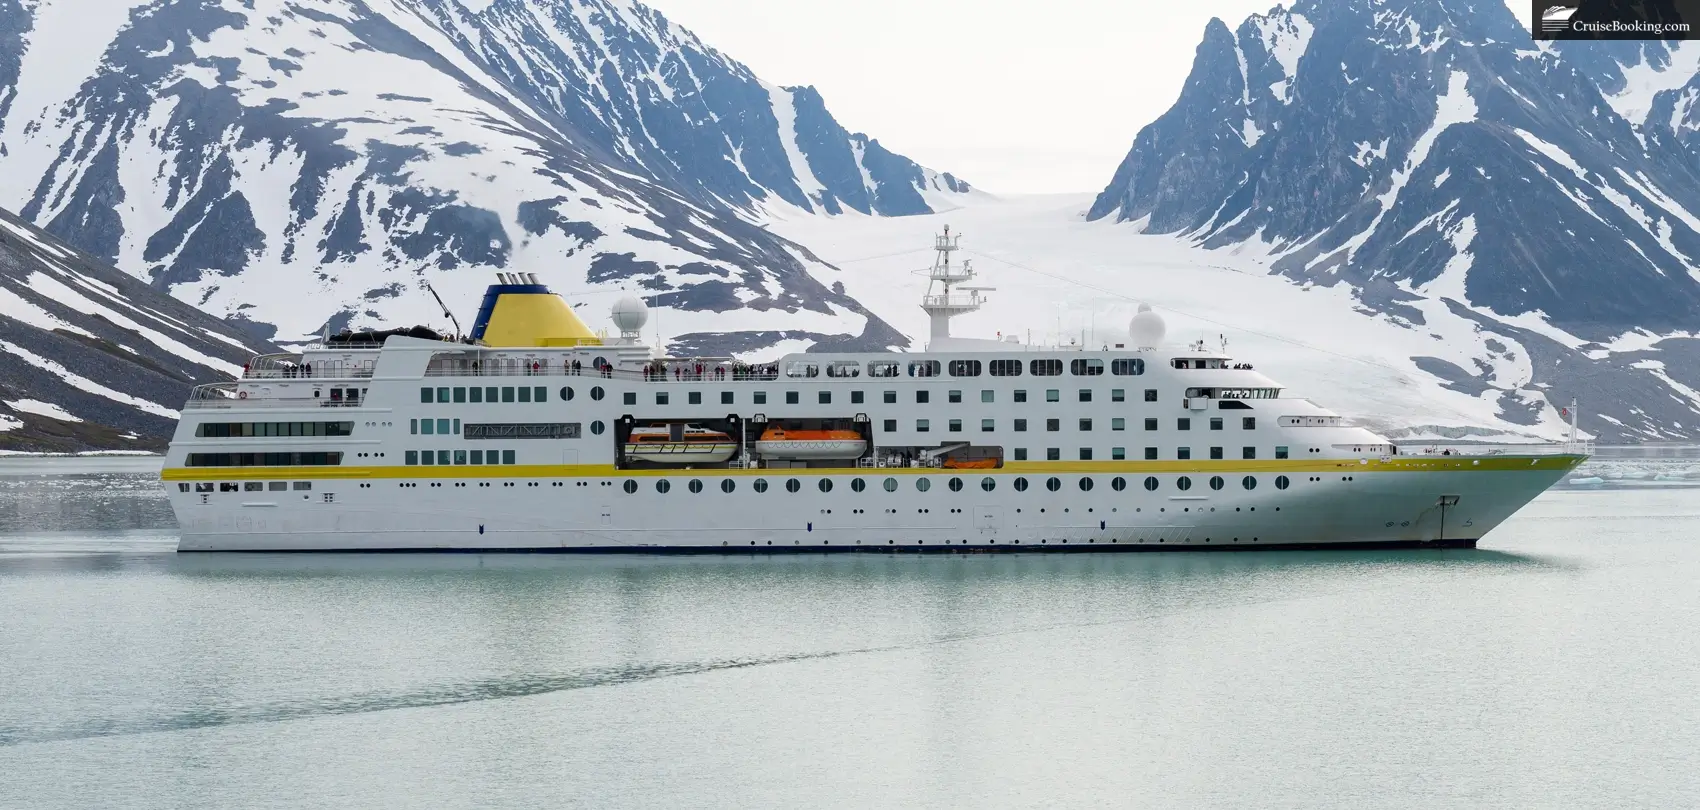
top-left (470, 278), bottom-right (601, 347)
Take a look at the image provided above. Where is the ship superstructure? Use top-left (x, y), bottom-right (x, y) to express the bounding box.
top-left (161, 231), bottom-right (1586, 552)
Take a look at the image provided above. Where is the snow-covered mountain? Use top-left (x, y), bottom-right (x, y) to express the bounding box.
top-left (0, 0), bottom-right (973, 353)
top-left (1088, 0), bottom-right (1700, 443)
top-left (0, 205), bottom-right (265, 452)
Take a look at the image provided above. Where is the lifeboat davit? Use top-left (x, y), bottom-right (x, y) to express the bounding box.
top-left (754, 427), bottom-right (867, 460)
top-left (623, 423), bottom-right (737, 465)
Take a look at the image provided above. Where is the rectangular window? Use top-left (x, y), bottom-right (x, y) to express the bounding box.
top-left (470, 387), bottom-right (484, 403)
top-left (948, 390), bottom-right (962, 403)
top-left (454, 450), bottom-right (467, 465)
top-left (471, 450), bottom-right (483, 465)
top-left (917, 391), bottom-right (930, 404)
top-left (786, 391), bottom-right (799, 404)
top-left (623, 392), bottom-right (636, 405)
top-left (1046, 389), bottom-right (1059, 402)
top-left (657, 392), bottom-right (669, 405)
top-left (516, 386), bottom-right (531, 403)
top-left (883, 419), bottom-right (897, 433)
top-left (1112, 418), bottom-right (1125, 431)
top-left (819, 391), bottom-right (831, 404)
top-left (1244, 417), bottom-right (1257, 430)
top-left (502, 450), bottom-right (516, 465)
top-left (883, 391), bottom-right (896, 404)
top-left (1046, 418), bottom-right (1060, 432)
top-left (1111, 358), bottom-right (1146, 376)
top-left (534, 386), bottom-right (546, 402)
top-left (1014, 419), bottom-right (1028, 432)
top-left (948, 359), bottom-right (982, 377)
top-left (981, 390), bottom-right (994, 403)
top-left (268, 481), bottom-right (288, 491)
top-left (501, 387), bottom-right (515, 403)
top-left (1177, 447), bottom-right (1192, 460)
top-left (1112, 447), bottom-right (1126, 460)
top-left (453, 419), bottom-right (461, 435)
top-left (422, 420), bottom-right (435, 436)
top-left (1071, 358), bottom-right (1105, 376)
top-left (1014, 390), bottom-right (1028, 403)
top-left (917, 419), bottom-right (930, 432)
top-left (1144, 418), bottom-right (1158, 431)
top-left (453, 387), bottom-right (466, 403)
top-left (485, 386), bottom-right (497, 402)
top-left (852, 391), bottom-right (864, 404)
top-left (1210, 417), bottom-right (1223, 431)
top-left (722, 391), bottom-right (734, 405)
top-left (420, 387), bottom-right (433, 403)
top-left (1111, 389), bottom-right (1125, 402)
top-left (410, 418), bottom-right (418, 435)
top-left (438, 450), bottom-right (450, 465)
top-left (1276, 446), bottom-right (1289, 459)
top-left (1243, 447), bottom-right (1257, 460)
top-left (1079, 418), bottom-right (1093, 431)
top-left (293, 481), bottom-right (312, 491)
top-left (1031, 359), bottom-right (1063, 376)
top-left (420, 450), bottom-right (435, 466)
top-left (1079, 448), bottom-right (1093, 460)
top-left (437, 387), bottom-right (450, 403)
top-left (1014, 448), bottom-right (1028, 461)
top-left (689, 391), bottom-right (702, 405)
top-left (1047, 447), bottom-right (1060, 461)
top-left (981, 419), bottom-right (995, 432)
top-left (437, 418), bottom-right (450, 435)
top-left (1178, 418), bottom-right (1191, 431)
top-left (405, 450), bottom-right (418, 465)
top-left (1079, 389), bottom-right (1092, 402)
top-left (990, 359), bottom-right (1023, 376)
top-left (949, 419), bottom-right (963, 432)
top-left (1145, 447), bottom-right (1158, 460)
top-left (1144, 389), bottom-right (1158, 402)
top-left (1210, 447), bottom-right (1223, 460)
top-left (754, 391), bottom-right (767, 405)
top-left (485, 452), bottom-right (500, 466)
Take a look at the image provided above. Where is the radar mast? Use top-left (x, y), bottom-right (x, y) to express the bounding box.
top-left (918, 225), bottom-right (992, 348)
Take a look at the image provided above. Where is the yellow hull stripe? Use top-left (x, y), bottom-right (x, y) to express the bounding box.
top-left (161, 455), bottom-right (1586, 482)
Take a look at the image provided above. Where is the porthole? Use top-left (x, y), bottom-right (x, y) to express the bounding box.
top-left (590, 421), bottom-right (605, 435)
top-left (1275, 475), bottom-right (1290, 490)
top-left (1143, 476), bottom-right (1158, 492)
top-left (1242, 475), bottom-right (1257, 490)
top-left (981, 477), bottom-right (995, 492)
top-left (851, 478), bottom-right (866, 492)
top-left (560, 386), bottom-right (574, 401)
top-left (623, 480), bottom-right (637, 494)
top-left (754, 478), bottom-right (769, 493)
top-left (1045, 477), bottom-right (1061, 492)
top-left (721, 479), bottom-right (736, 493)
top-left (786, 478), bottom-right (801, 493)
top-left (1177, 476), bottom-right (1192, 491)
top-left (1078, 477), bottom-right (1093, 492)
top-left (818, 478), bottom-right (833, 493)
top-left (1014, 477), bottom-right (1029, 492)
top-left (656, 479), bottom-right (671, 493)
top-left (884, 478), bottom-right (898, 492)
top-left (917, 478), bottom-right (932, 492)
top-left (948, 477), bottom-right (964, 492)
top-left (1111, 477), bottom-right (1126, 492)
top-left (688, 479), bottom-right (703, 493)
top-left (1209, 475), bottom-right (1225, 491)
top-left (590, 386), bottom-right (604, 401)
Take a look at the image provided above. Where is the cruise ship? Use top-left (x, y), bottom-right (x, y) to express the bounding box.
top-left (161, 229), bottom-right (1587, 552)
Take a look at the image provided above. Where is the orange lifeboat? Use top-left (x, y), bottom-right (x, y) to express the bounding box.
top-left (754, 427), bottom-right (867, 460)
top-left (941, 457), bottom-right (998, 469)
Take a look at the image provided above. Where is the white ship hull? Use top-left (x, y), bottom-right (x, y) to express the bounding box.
top-left (170, 460), bottom-right (1578, 552)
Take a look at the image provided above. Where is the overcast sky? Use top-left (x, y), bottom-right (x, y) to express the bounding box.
top-left (656, 0), bottom-right (1530, 195)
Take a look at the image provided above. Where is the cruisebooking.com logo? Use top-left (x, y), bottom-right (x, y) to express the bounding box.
top-left (1532, 1), bottom-right (1696, 38)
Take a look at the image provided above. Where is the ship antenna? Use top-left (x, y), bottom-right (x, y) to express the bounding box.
top-left (424, 280), bottom-right (463, 340)
top-left (917, 224), bottom-right (993, 348)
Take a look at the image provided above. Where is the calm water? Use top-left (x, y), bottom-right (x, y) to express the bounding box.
top-left (1, 472), bottom-right (1697, 809)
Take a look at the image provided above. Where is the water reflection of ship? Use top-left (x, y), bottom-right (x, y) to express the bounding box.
top-left (622, 424), bottom-right (738, 464)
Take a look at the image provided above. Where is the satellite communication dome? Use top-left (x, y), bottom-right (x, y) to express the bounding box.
top-left (611, 295), bottom-right (649, 333)
top-left (1129, 303), bottom-right (1166, 350)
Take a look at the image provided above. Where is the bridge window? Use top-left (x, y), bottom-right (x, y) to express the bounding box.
top-left (186, 452), bottom-right (344, 467)
top-left (1030, 358), bottom-right (1063, 376)
top-left (196, 421), bottom-right (353, 438)
top-left (989, 359), bottom-right (1022, 376)
top-left (948, 359), bottom-right (982, 377)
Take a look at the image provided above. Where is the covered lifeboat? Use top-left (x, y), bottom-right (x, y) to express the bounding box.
top-left (753, 427), bottom-right (867, 460)
top-left (623, 423), bottom-right (738, 465)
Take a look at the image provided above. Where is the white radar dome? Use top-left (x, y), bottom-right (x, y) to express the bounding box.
top-left (1129, 304), bottom-right (1166, 350)
top-left (611, 295), bottom-right (649, 332)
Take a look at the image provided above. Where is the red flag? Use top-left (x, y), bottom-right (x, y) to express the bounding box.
top-left (1561, 408), bottom-right (1570, 417)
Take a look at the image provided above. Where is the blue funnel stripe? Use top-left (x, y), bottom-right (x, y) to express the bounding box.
top-left (469, 284), bottom-right (550, 341)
